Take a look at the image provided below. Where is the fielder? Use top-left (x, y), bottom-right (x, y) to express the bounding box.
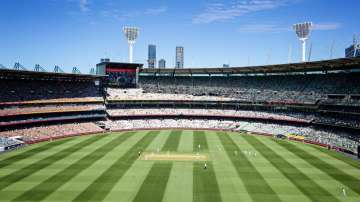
top-left (342, 187), bottom-right (347, 197)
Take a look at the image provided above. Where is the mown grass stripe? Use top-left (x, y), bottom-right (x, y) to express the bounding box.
top-left (12, 132), bottom-right (134, 202)
top-left (0, 138), bottom-right (74, 169)
top-left (0, 135), bottom-right (104, 191)
top-left (193, 131), bottom-right (209, 151)
top-left (244, 135), bottom-right (338, 202)
top-left (217, 132), bottom-right (281, 202)
top-left (133, 130), bottom-right (182, 202)
top-left (193, 162), bottom-right (221, 202)
top-left (72, 131), bottom-right (159, 202)
top-left (311, 145), bottom-right (360, 170)
top-left (193, 131), bottom-right (222, 202)
top-left (276, 140), bottom-right (360, 195)
top-left (161, 130), bottom-right (182, 151)
top-left (132, 162), bottom-right (173, 202)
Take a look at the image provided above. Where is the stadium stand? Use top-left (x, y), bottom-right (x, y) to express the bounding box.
top-left (104, 118), bottom-right (359, 153)
top-left (0, 69), bottom-right (105, 146)
top-left (0, 105), bottom-right (105, 117)
top-left (0, 79), bottom-right (101, 103)
top-left (139, 73), bottom-right (360, 104)
top-left (106, 88), bottom-right (235, 101)
top-left (107, 108), bottom-right (311, 123)
top-left (0, 58), bottom-right (360, 157)
top-left (0, 123), bottom-right (103, 144)
top-left (0, 69), bottom-right (106, 130)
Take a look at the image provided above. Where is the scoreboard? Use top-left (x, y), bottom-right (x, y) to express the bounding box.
top-left (96, 62), bottom-right (143, 88)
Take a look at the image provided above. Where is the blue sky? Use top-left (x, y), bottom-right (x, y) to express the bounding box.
top-left (0, 0), bottom-right (359, 72)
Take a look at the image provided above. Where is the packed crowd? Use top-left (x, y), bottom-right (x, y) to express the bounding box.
top-left (0, 97), bottom-right (104, 105)
top-left (320, 97), bottom-right (360, 107)
top-left (0, 79), bottom-right (102, 103)
top-left (314, 116), bottom-right (360, 129)
top-left (107, 108), bottom-right (310, 122)
top-left (105, 118), bottom-right (359, 153)
top-left (236, 121), bottom-right (359, 153)
top-left (0, 114), bottom-right (106, 126)
top-left (106, 88), bottom-right (236, 101)
top-left (108, 107), bottom-right (360, 129)
top-left (139, 73), bottom-right (360, 104)
top-left (0, 78), bottom-right (105, 127)
top-left (105, 119), bottom-right (237, 131)
top-left (0, 104), bottom-right (105, 117)
top-left (0, 123), bottom-right (103, 141)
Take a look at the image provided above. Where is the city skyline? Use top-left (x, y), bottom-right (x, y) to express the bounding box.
top-left (0, 0), bottom-right (359, 72)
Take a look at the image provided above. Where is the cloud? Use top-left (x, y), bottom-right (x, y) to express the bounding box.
top-left (101, 6), bottom-right (168, 21)
top-left (239, 23), bottom-right (290, 33)
top-left (193, 0), bottom-right (293, 24)
top-left (313, 22), bottom-right (341, 31)
top-left (63, 0), bottom-right (89, 13)
top-left (238, 22), bottom-right (341, 33)
top-left (144, 6), bottom-right (168, 15)
top-left (79, 0), bottom-right (89, 13)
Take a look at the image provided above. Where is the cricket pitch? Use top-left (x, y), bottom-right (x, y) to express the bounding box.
top-left (139, 152), bottom-right (209, 162)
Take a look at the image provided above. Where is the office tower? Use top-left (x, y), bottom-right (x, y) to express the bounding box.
top-left (175, 46), bottom-right (184, 68)
top-left (148, 44), bottom-right (156, 68)
top-left (159, 59), bottom-right (166, 68)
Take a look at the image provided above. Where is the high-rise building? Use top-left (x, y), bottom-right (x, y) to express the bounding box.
top-left (159, 59), bottom-right (166, 68)
top-left (346, 36), bottom-right (360, 58)
top-left (175, 46), bottom-right (184, 69)
top-left (148, 44), bottom-right (156, 68)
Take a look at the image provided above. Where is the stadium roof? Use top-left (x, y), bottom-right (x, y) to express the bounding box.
top-left (0, 68), bottom-right (105, 81)
top-left (140, 57), bottom-right (360, 75)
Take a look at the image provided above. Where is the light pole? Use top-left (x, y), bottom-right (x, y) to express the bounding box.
top-left (293, 22), bottom-right (312, 62)
top-left (123, 26), bottom-right (139, 63)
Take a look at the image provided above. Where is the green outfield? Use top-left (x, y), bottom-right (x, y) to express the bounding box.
top-left (0, 130), bottom-right (359, 202)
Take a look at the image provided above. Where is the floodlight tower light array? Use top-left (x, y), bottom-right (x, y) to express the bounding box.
top-left (293, 22), bottom-right (313, 62)
top-left (123, 26), bottom-right (139, 63)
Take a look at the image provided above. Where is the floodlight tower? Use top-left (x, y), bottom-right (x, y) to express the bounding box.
top-left (293, 22), bottom-right (313, 62)
top-left (123, 26), bottom-right (139, 63)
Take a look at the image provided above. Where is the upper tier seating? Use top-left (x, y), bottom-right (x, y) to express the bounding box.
top-left (139, 73), bottom-right (360, 104)
top-left (0, 79), bottom-right (102, 103)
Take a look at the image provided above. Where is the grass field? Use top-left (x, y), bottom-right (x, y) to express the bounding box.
top-left (0, 130), bottom-right (359, 202)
